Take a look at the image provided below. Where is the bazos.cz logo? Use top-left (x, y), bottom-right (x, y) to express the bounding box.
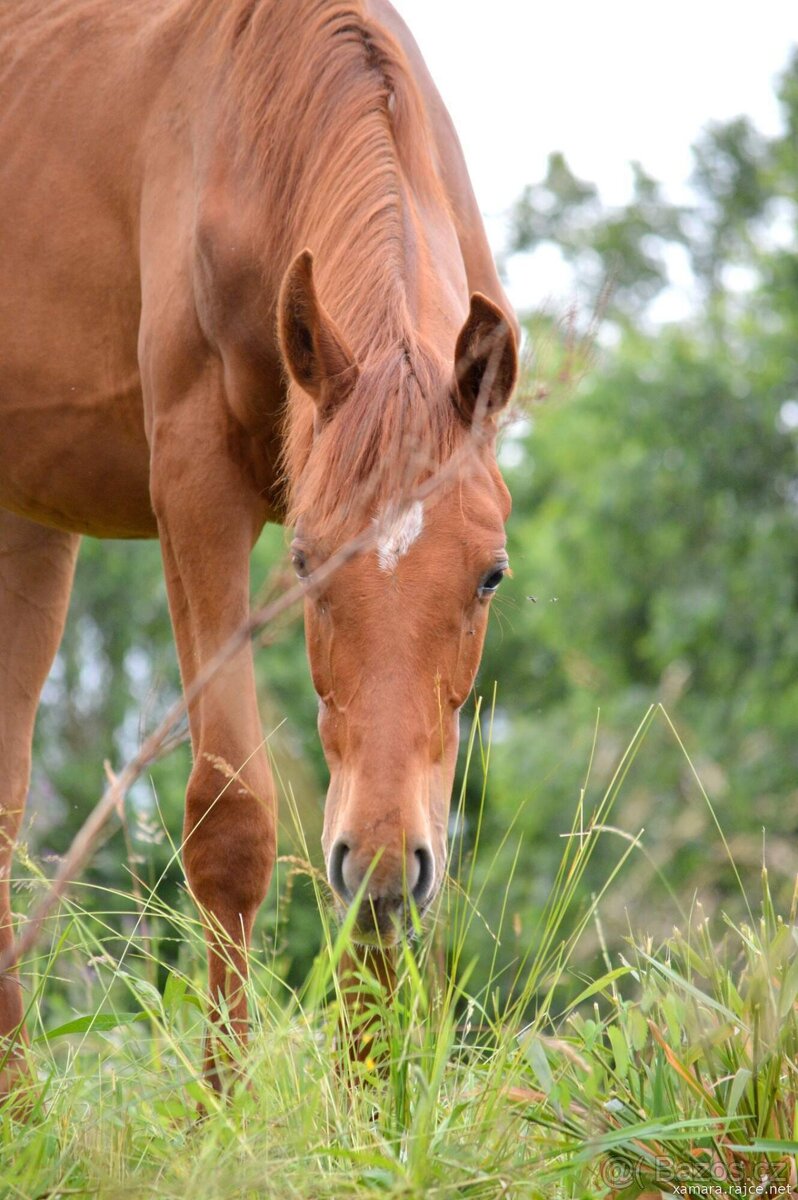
top-left (594, 1154), bottom-right (794, 1195)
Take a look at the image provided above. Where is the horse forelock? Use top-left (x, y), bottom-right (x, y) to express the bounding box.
top-left (283, 342), bottom-right (462, 539)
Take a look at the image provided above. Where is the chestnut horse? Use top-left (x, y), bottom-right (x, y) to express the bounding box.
top-left (0, 0), bottom-right (518, 1088)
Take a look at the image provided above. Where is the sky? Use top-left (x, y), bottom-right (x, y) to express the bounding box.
top-left (393, 0), bottom-right (796, 314)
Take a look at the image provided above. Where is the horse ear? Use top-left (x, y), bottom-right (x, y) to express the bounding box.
top-left (453, 293), bottom-right (518, 425)
top-left (278, 249), bottom-right (359, 416)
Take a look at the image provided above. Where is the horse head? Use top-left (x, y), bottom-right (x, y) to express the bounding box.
top-left (278, 250), bottom-right (517, 943)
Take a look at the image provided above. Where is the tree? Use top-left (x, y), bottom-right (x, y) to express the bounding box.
top-left (465, 51), bottom-right (798, 983)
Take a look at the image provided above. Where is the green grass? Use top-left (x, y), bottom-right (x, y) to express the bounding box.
top-left (4, 706), bottom-right (798, 1198)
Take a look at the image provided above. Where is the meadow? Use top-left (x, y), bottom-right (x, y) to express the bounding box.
top-left (6, 706), bottom-right (798, 1199)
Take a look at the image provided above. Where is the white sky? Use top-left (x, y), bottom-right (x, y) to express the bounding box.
top-left (393, 0), bottom-right (796, 314)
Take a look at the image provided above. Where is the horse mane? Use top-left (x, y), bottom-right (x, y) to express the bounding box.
top-left (192, 0), bottom-right (466, 534)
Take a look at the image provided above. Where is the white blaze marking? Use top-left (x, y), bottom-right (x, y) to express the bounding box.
top-left (375, 501), bottom-right (424, 572)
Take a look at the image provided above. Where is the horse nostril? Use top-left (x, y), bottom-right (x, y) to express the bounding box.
top-left (328, 839), bottom-right (352, 903)
top-left (411, 845), bottom-right (434, 908)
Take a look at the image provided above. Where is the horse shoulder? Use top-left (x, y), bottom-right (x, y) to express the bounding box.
top-left (136, 184), bottom-right (284, 522)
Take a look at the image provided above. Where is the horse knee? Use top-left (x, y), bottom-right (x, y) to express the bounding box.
top-left (183, 760), bottom-right (276, 926)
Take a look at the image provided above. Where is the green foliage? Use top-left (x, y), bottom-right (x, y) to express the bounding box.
top-left (466, 49), bottom-right (798, 973)
top-left (510, 153), bottom-right (682, 317)
top-left (7, 726), bottom-right (798, 1199)
top-left (519, 869), bottom-right (798, 1195)
top-left (511, 48), bottom-right (798, 328)
top-left (7, 748), bottom-right (619, 1199)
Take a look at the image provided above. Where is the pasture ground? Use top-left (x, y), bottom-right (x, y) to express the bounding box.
top-left (4, 711), bottom-right (798, 1198)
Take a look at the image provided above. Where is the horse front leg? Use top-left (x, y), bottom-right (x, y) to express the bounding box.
top-left (151, 421), bottom-right (275, 1091)
top-left (0, 512), bottom-right (79, 1095)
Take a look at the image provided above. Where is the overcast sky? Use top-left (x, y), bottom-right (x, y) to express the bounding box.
top-left (393, 0), bottom-right (796, 313)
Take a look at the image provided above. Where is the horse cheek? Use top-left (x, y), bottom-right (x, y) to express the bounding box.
top-left (304, 601), bottom-right (333, 699)
top-left (450, 611), bottom-right (490, 709)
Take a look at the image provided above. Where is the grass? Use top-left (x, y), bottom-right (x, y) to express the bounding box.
top-left (3, 706), bottom-right (798, 1199)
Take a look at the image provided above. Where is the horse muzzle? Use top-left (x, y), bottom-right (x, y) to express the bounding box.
top-left (327, 837), bottom-right (436, 943)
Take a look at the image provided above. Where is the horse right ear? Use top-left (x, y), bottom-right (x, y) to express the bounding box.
top-left (453, 293), bottom-right (518, 426)
top-left (278, 250), bottom-right (359, 417)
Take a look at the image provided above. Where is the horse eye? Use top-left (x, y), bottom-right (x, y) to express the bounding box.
top-left (291, 547), bottom-right (308, 578)
top-left (478, 567), bottom-right (506, 597)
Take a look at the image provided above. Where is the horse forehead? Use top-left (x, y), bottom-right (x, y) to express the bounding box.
top-left (374, 501), bottom-right (425, 572)
top-left (370, 473), bottom-right (505, 573)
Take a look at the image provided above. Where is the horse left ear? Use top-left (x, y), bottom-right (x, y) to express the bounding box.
top-left (453, 293), bottom-right (518, 425)
top-left (278, 249), bottom-right (359, 417)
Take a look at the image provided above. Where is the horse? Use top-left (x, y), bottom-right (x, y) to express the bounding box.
top-left (0, 0), bottom-right (518, 1090)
